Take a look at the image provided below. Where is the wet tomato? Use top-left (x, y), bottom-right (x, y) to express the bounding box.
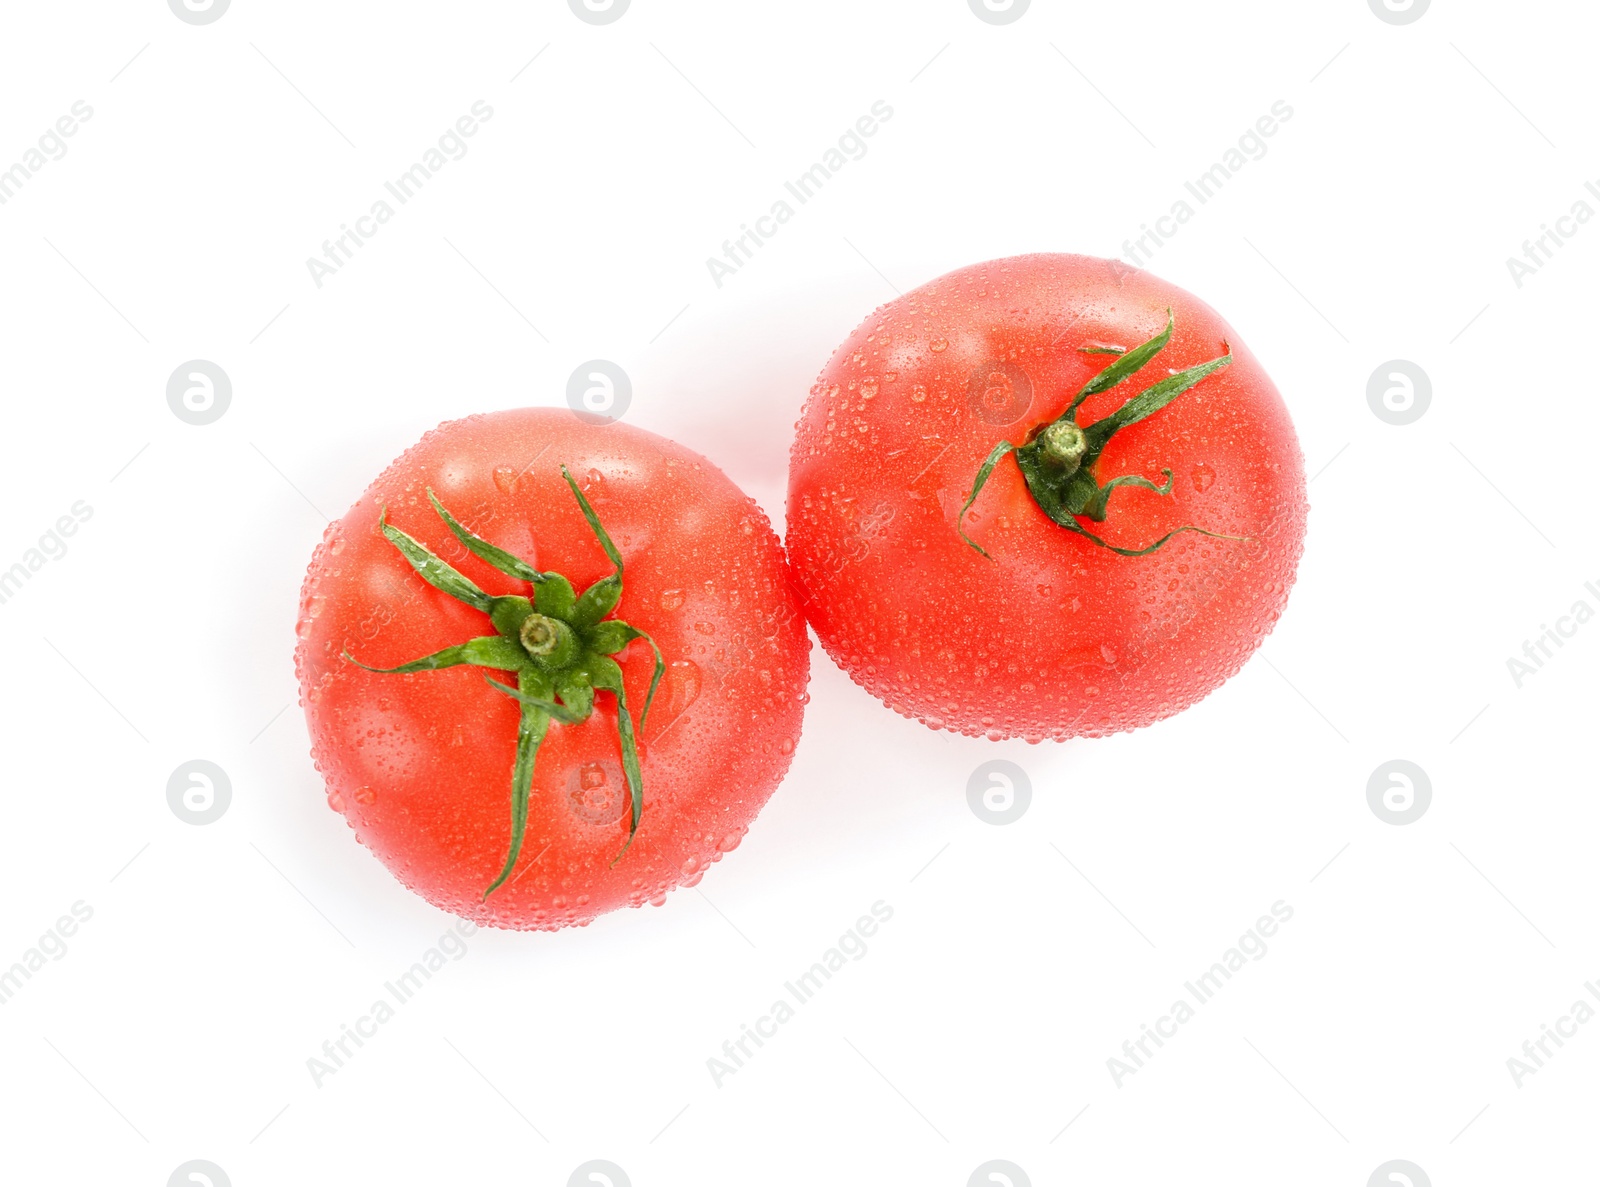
top-left (786, 254), bottom-right (1307, 741)
top-left (296, 409), bottom-right (810, 930)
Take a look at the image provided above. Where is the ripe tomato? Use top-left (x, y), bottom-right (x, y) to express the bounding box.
top-left (786, 254), bottom-right (1306, 741)
top-left (296, 409), bottom-right (810, 930)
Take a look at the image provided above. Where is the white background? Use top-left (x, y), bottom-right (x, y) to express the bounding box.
top-left (1, 1), bottom-right (1596, 1184)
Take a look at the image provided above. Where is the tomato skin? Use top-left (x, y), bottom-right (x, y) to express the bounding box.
top-left (296, 410), bottom-right (809, 930)
top-left (786, 254), bottom-right (1307, 741)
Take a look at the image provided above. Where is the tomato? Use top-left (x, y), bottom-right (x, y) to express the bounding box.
top-left (786, 254), bottom-right (1307, 741)
top-left (296, 409), bottom-right (810, 930)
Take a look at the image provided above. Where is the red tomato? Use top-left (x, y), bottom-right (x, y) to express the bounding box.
top-left (296, 409), bottom-right (810, 930)
top-left (786, 254), bottom-right (1307, 741)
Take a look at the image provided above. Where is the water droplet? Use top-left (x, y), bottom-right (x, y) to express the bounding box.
top-left (660, 589), bottom-right (685, 610)
top-left (778, 737), bottom-right (794, 754)
top-left (493, 465), bottom-right (517, 493)
top-left (1191, 463), bottom-right (1216, 493)
top-left (354, 786), bottom-right (377, 805)
top-left (910, 386), bottom-right (927, 403)
top-left (647, 660), bottom-right (703, 741)
top-left (694, 621), bottom-right (714, 635)
top-left (930, 338), bottom-right (948, 353)
top-left (717, 832), bottom-right (743, 853)
top-left (682, 855), bottom-right (701, 875)
top-left (326, 791), bottom-right (345, 812)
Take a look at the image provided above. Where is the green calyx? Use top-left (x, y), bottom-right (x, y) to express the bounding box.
top-left (959, 309), bottom-right (1248, 558)
top-left (344, 466), bottom-right (663, 900)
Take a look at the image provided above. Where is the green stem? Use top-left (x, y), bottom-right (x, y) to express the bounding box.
top-left (519, 613), bottom-right (580, 667)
